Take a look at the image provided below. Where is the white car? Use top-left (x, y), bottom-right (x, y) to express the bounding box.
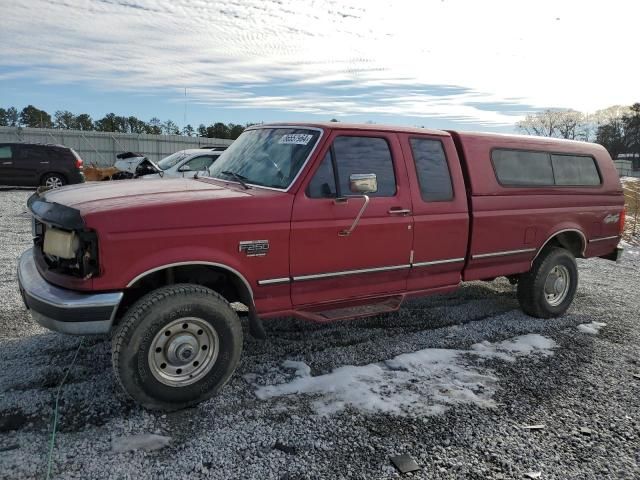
top-left (114, 147), bottom-right (226, 179)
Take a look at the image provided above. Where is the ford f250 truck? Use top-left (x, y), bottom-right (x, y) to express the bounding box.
top-left (18, 123), bottom-right (625, 410)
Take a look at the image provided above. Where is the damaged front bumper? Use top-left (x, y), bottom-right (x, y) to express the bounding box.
top-left (17, 248), bottom-right (122, 335)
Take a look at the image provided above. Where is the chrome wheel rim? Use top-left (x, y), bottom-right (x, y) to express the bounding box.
top-left (544, 265), bottom-right (570, 307)
top-left (148, 317), bottom-right (219, 387)
top-left (45, 176), bottom-right (63, 188)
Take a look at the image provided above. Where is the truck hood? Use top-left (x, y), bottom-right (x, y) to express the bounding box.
top-left (41, 178), bottom-right (251, 216)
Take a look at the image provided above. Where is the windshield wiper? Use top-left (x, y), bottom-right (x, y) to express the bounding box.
top-left (221, 170), bottom-right (250, 189)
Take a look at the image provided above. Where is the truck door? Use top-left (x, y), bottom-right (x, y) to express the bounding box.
top-left (0, 145), bottom-right (16, 185)
top-left (16, 146), bottom-right (45, 186)
top-left (399, 134), bottom-right (469, 290)
top-left (290, 131), bottom-right (413, 307)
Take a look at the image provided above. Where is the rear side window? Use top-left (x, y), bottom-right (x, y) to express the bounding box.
top-left (0, 146), bottom-right (11, 159)
top-left (410, 138), bottom-right (453, 201)
top-left (492, 149), bottom-right (554, 186)
top-left (19, 147), bottom-right (48, 160)
top-left (551, 154), bottom-right (601, 185)
top-left (492, 149), bottom-right (602, 187)
top-left (307, 136), bottom-right (397, 198)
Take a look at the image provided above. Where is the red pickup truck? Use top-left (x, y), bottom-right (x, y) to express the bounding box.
top-left (18, 122), bottom-right (625, 410)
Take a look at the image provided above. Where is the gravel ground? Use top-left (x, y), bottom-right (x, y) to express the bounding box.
top-left (0, 189), bottom-right (639, 479)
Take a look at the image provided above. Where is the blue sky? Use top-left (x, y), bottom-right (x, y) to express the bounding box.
top-left (1, 0), bottom-right (638, 132)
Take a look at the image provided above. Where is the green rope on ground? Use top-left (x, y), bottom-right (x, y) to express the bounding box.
top-left (45, 337), bottom-right (84, 480)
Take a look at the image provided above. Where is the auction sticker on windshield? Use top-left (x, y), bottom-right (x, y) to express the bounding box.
top-left (278, 133), bottom-right (313, 145)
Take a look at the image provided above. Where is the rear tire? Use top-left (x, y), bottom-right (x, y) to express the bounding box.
top-left (111, 284), bottom-right (243, 411)
top-left (517, 247), bottom-right (578, 318)
top-left (41, 173), bottom-right (66, 188)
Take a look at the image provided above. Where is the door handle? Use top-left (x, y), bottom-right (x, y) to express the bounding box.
top-left (2, 161), bottom-right (12, 165)
top-left (388, 207), bottom-right (412, 216)
top-left (40, 161), bottom-right (50, 164)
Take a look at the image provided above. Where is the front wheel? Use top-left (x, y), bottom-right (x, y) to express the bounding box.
top-left (41, 173), bottom-right (66, 188)
top-left (111, 284), bottom-right (243, 411)
top-left (517, 247), bottom-right (578, 318)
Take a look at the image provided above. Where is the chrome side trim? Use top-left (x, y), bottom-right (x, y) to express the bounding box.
top-left (534, 228), bottom-right (587, 260)
top-left (257, 277), bottom-right (291, 286)
top-left (204, 125), bottom-right (325, 193)
top-left (588, 235), bottom-right (620, 243)
top-left (126, 261), bottom-right (254, 299)
top-left (293, 264), bottom-right (411, 282)
top-left (412, 257), bottom-right (465, 267)
top-left (472, 248), bottom-right (536, 259)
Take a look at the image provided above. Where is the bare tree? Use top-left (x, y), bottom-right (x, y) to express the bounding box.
top-left (555, 110), bottom-right (585, 140)
top-left (517, 109), bottom-right (588, 139)
top-left (593, 105), bottom-right (631, 126)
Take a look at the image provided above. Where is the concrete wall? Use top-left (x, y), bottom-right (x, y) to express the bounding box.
top-left (0, 126), bottom-right (233, 166)
top-left (615, 158), bottom-right (640, 178)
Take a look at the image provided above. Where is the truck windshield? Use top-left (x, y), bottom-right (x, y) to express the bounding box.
top-left (208, 127), bottom-right (321, 189)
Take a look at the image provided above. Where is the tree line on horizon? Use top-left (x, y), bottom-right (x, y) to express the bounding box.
top-left (0, 104), bottom-right (252, 140)
top-left (516, 103), bottom-right (640, 160)
top-left (1, 102), bottom-right (638, 158)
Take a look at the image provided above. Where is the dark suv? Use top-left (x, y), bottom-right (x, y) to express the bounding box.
top-left (0, 143), bottom-right (84, 188)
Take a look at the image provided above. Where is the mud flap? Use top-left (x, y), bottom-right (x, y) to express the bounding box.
top-left (248, 305), bottom-right (267, 340)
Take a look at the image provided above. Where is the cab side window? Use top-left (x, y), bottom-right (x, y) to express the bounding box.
top-left (307, 136), bottom-right (396, 198)
top-left (410, 138), bottom-right (453, 201)
top-left (0, 146), bottom-right (12, 159)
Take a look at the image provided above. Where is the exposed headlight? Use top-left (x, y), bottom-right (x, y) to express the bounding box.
top-left (43, 228), bottom-right (80, 259)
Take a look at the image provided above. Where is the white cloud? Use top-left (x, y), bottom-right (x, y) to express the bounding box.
top-left (1, 0), bottom-right (638, 127)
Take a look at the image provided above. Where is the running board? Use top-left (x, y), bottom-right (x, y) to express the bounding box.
top-left (293, 295), bottom-right (404, 323)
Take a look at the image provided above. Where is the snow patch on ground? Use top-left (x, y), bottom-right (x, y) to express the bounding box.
top-left (471, 334), bottom-right (557, 361)
top-left (620, 240), bottom-right (639, 254)
top-left (621, 176), bottom-right (640, 184)
top-left (577, 322), bottom-right (607, 335)
top-left (254, 334), bottom-right (556, 416)
top-left (111, 434), bottom-right (171, 453)
top-left (282, 359), bottom-right (312, 377)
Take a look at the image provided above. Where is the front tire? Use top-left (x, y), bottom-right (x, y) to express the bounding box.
top-left (517, 247), bottom-right (578, 318)
top-left (111, 284), bottom-right (243, 411)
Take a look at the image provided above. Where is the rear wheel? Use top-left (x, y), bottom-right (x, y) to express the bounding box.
top-left (517, 247), bottom-right (578, 318)
top-left (41, 173), bottom-right (66, 188)
top-left (111, 284), bottom-right (243, 411)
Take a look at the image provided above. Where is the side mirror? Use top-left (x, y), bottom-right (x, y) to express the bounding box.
top-left (349, 173), bottom-right (377, 194)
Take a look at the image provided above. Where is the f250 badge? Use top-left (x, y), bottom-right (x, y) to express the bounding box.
top-left (239, 240), bottom-right (270, 257)
top-left (603, 213), bottom-right (620, 224)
